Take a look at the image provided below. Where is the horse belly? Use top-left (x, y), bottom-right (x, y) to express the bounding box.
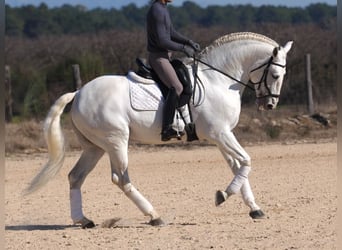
top-left (128, 111), bottom-right (163, 144)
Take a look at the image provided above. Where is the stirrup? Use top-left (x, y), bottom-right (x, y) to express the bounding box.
top-left (161, 127), bottom-right (184, 141)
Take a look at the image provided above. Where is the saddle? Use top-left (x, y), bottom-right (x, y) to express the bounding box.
top-left (135, 58), bottom-right (198, 142)
top-left (135, 58), bottom-right (192, 107)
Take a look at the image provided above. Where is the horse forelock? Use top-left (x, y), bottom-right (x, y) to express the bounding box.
top-left (200, 32), bottom-right (279, 56)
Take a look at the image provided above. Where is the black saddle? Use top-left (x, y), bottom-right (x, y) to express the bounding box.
top-left (135, 58), bottom-right (192, 107)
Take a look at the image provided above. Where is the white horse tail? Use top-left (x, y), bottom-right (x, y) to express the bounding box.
top-left (24, 91), bottom-right (78, 195)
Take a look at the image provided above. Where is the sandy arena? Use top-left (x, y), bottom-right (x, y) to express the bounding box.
top-left (5, 142), bottom-right (336, 249)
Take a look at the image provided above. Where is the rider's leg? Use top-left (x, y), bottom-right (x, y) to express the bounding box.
top-left (148, 52), bottom-right (184, 141)
top-left (148, 52), bottom-right (183, 95)
top-left (161, 87), bottom-right (181, 141)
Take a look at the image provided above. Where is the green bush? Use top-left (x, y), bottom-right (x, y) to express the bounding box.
top-left (23, 73), bottom-right (49, 118)
top-left (265, 124), bottom-right (282, 139)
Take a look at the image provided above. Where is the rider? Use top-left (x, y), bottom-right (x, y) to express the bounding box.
top-left (146, 0), bottom-right (201, 141)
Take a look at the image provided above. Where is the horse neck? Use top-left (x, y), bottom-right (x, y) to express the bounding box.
top-left (199, 42), bottom-right (273, 93)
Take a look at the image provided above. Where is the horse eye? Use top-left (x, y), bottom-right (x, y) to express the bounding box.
top-left (272, 74), bottom-right (280, 80)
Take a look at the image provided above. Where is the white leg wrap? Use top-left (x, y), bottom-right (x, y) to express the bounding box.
top-left (123, 183), bottom-right (157, 219)
top-left (70, 189), bottom-right (84, 222)
top-left (226, 166), bottom-right (251, 195)
top-left (240, 180), bottom-right (260, 211)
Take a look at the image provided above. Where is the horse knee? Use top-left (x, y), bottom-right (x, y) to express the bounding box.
top-left (228, 158), bottom-right (241, 175)
top-left (240, 156), bottom-right (251, 167)
top-left (227, 154), bottom-right (251, 173)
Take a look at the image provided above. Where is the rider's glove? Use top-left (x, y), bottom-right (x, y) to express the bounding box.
top-left (182, 45), bottom-right (195, 57)
top-left (188, 40), bottom-right (201, 52)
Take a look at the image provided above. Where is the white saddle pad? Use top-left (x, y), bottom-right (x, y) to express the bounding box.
top-left (128, 71), bottom-right (164, 111)
top-left (127, 71), bottom-right (187, 133)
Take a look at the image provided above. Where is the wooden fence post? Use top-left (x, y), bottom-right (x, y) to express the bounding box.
top-left (5, 65), bottom-right (13, 122)
top-left (72, 64), bottom-right (82, 90)
top-left (305, 54), bottom-right (314, 115)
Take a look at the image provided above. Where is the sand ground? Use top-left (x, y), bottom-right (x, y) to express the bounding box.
top-left (5, 142), bottom-right (336, 249)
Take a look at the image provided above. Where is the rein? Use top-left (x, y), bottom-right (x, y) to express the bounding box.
top-left (193, 57), bottom-right (254, 92)
top-left (192, 55), bottom-right (286, 101)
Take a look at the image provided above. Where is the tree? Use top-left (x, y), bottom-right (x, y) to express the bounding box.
top-left (307, 3), bottom-right (336, 23)
top-left (5, 3), bottom-right (337, 37)
top-left (5, 5), bottom-right (24, 36)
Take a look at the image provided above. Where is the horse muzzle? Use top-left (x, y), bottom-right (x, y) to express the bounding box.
top-left (256, 96), bottom-right (279, 111)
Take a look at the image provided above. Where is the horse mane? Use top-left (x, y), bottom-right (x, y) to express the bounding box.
top-left (200, 32), bottom-right (279, 56)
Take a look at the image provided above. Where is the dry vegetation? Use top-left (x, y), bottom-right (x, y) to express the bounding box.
top-left (5, 105), bottom-right (336, 155)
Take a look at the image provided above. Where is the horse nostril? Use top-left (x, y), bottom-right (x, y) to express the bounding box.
top-left (267, 104), bottom-right (274, 110)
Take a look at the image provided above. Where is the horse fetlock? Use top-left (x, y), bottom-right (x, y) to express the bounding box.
top-left (148, 209), bottom-right (161, 221)
top-left (240, 158), bottom-right (251, 167)
top-left (244, 198), bottom-right (260, 211)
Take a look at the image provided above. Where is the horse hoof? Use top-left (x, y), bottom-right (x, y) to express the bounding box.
top-left (149, 218), bottom-right (166, 227)
top-left (75, 217), bottom-right (96, 229)
top-left (249, 210), bottom-right (265, 219)
top-left (82, 221), bottom-right (95, 229)
top-left (215, 190), bottom-right (228, 206)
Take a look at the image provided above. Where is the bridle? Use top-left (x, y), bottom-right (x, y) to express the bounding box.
top-left (192, 55), bottom-right (286, 101)
top-left (248, 56), bottom-right (286, 99)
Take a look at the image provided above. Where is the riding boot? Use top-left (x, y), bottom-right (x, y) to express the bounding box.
top-left (161, 87), bottom-right (184, 141)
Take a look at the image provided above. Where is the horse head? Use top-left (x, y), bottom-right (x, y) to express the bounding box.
top-left (249, 41), bottom-right (293, 110)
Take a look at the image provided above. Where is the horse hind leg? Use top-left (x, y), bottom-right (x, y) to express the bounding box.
top-left (68, 129), bottom-right (105, 228)
top-left (108, 146), bottom-right (165, 226)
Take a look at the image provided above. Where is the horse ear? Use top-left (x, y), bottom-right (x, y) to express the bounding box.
top-left (283, 41), bottom-right (293, 54)
top-left (273, 47), bottom-right (279, 57)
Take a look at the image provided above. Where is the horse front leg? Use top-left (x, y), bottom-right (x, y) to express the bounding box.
top-left (214, 130), bottom-right (265, 219)
top-left (218, 149), bottom-right (265, 219)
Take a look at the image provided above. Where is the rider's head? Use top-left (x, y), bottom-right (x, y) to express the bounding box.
top-left (157, 0), bottom-right (173, 4)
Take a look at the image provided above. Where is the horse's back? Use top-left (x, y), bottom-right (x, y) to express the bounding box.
top-left (76, 74), bottom-right (128, 104)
